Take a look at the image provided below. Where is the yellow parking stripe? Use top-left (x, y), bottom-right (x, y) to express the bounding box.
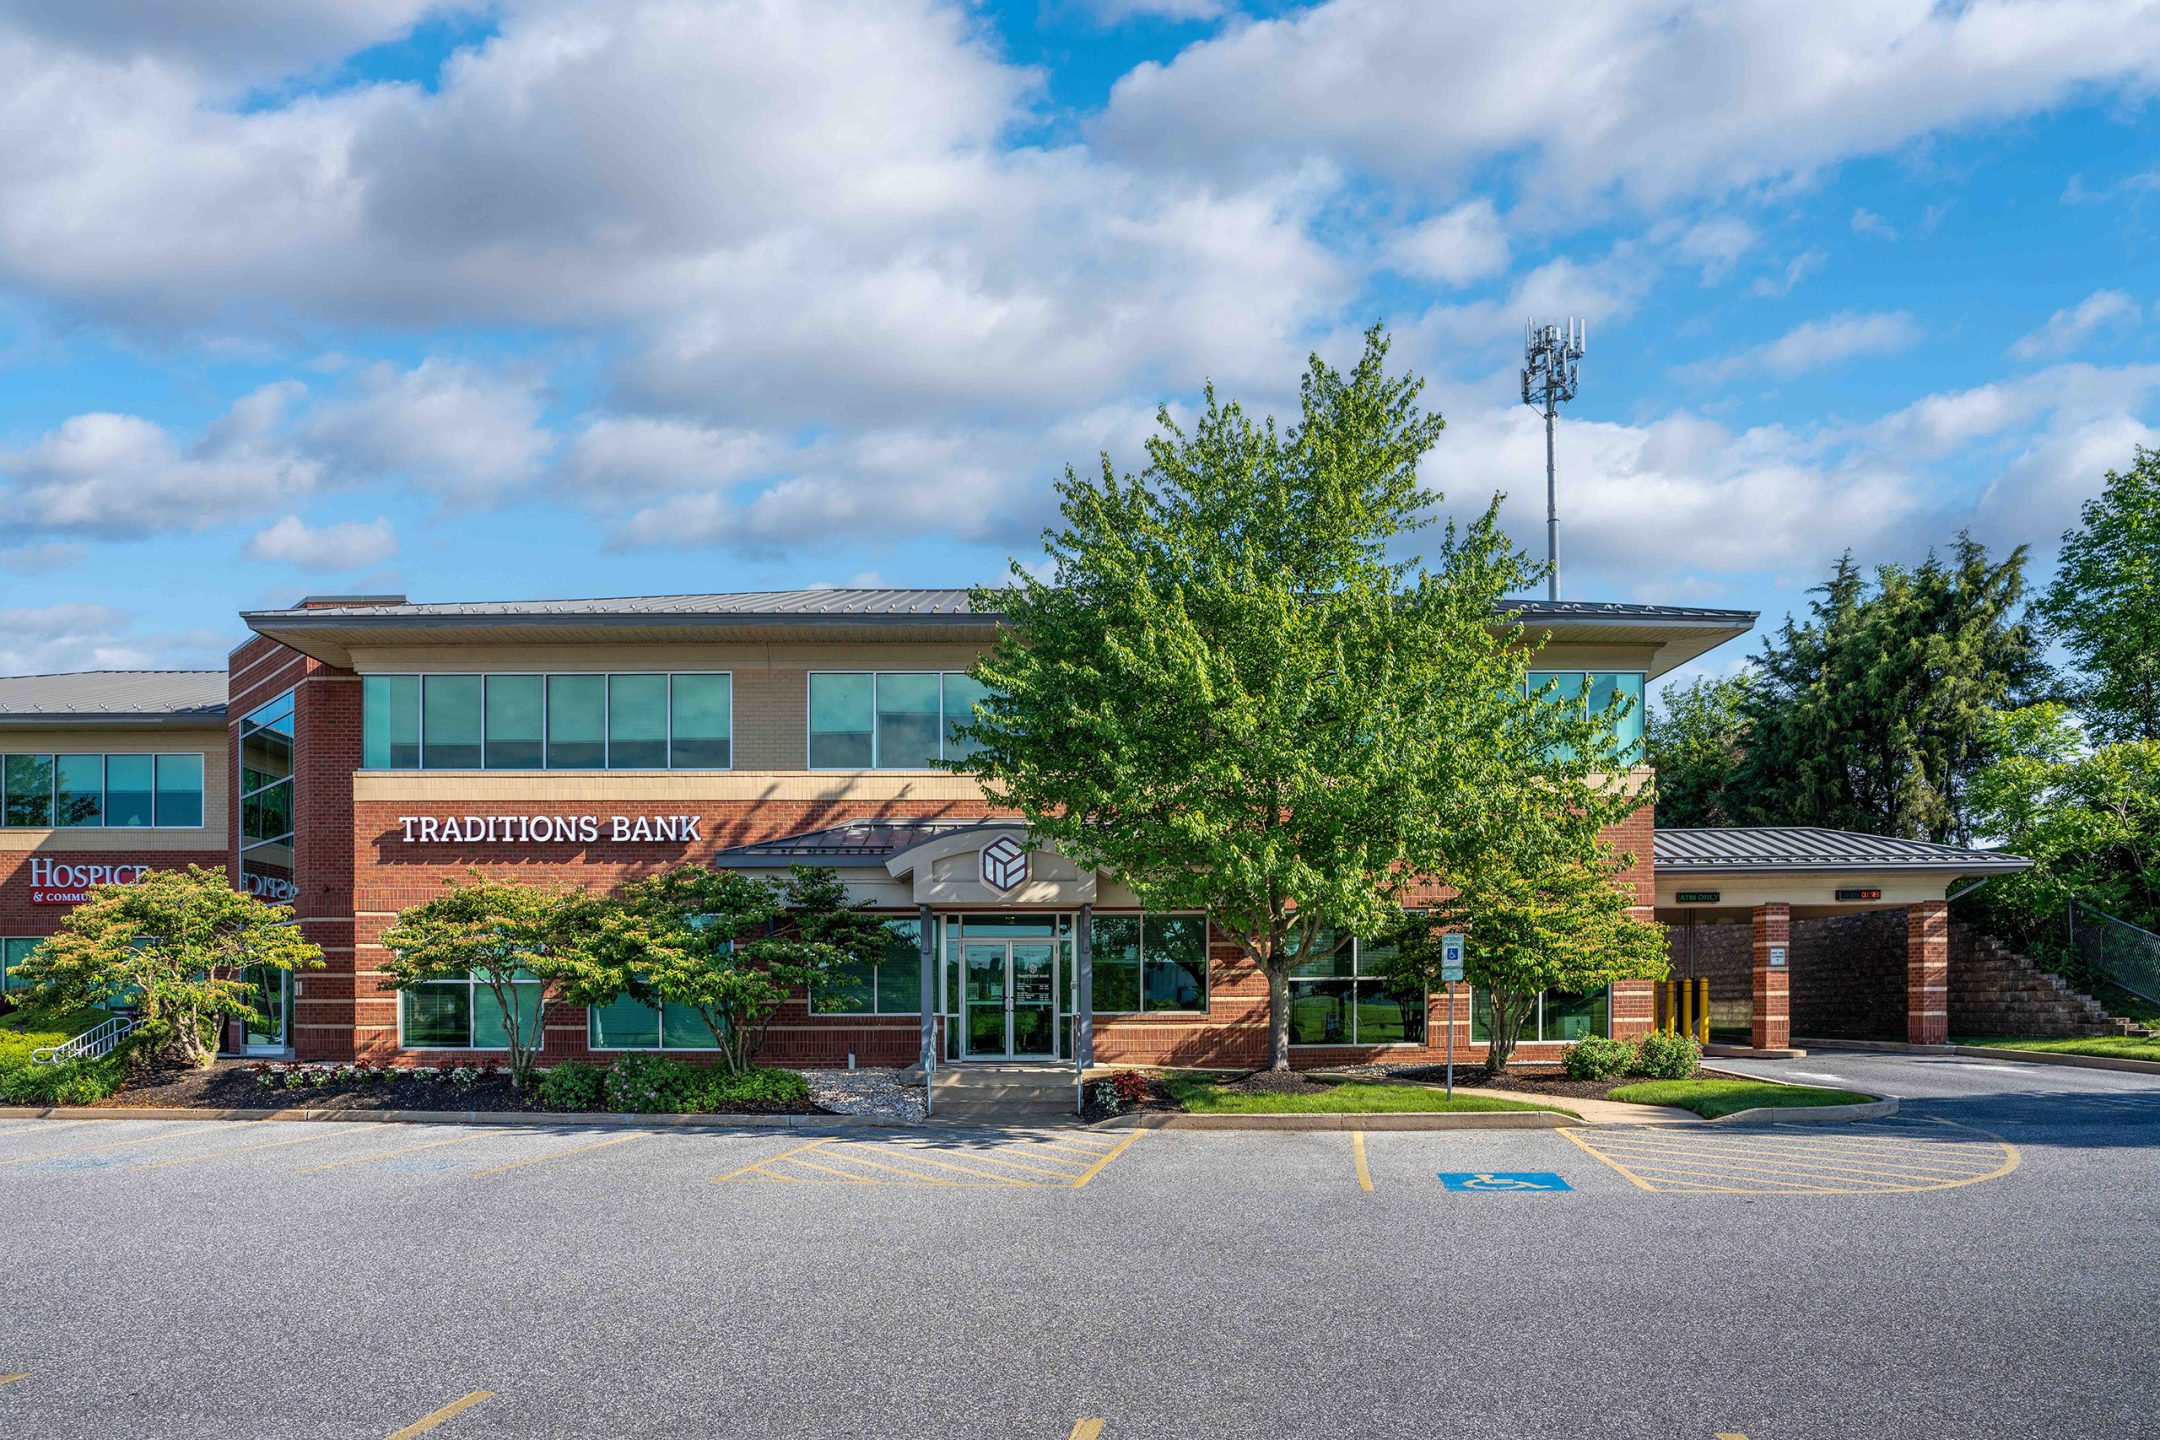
top-left (384, 1390), bottom-right (492, 1439)
top-left (0, 1373), bottom-right (27, 1387)
top-left (1070, 1420), bottom-right (1105, 1440)
top-left (0, 1123), bottom-right (226, 1168)
top-left (1352, 1131), bottom-right (1374, 1192)
top-left (128, 1127), bottom-right (359, 1171)
top-left (1010, 1138), bottom-right (1120, 1161)
top-left (792, 1150), bottom-right (968, 1185)
top-left (895, 1147), bottom-right (1089, 1181)
top-left (832, 1147), bottom-right (1035, 1185)
top-left (786, 1155), bottom-right (906, 1185)
top-left (712, 1137), bottom-right (832, 1184)
top-left (1588, 1129), bottom-right (2009, 1175)
top-left (298, 1131), bottom-right (487, 1174)
top-left (1585, 1139), bottom-right (1994, 1185)
top-left (469, 1133), bottom-right (645, 1178)
top-left (1072, 1129), bottom-right (1142, 1188)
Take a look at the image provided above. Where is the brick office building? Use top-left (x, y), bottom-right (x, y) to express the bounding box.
top-left (2, 589), bottom-right (2023, 1068)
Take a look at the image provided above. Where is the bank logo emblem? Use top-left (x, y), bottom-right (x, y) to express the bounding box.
top-left (980, 836), bottom-right (1028, 892)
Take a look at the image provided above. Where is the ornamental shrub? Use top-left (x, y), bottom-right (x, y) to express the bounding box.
top-left (705, 1067), bottom-right (809, 1110)
top-left (603, 1054), bottom-right (703, 1113)
top-left (1635, 1030), bottom-right (1702, 1080)
top-left (1563, 1034), bottom-right (1636, 1081)
top-left (538, 1062), bottom-right (606, 1112)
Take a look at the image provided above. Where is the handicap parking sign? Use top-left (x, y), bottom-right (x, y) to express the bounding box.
top-left (1437, 1171), bottom-right (1571, 1192)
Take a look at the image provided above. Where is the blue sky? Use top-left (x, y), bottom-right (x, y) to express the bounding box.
top-left (1, 0), bottom-right (2157, 697)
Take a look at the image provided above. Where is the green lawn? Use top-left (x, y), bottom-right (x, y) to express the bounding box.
top-left (0, 1006), bottom-right (111, 1065)
top-left (1161, 1074), bottom-right (1574, 1116)
top-left (1606, 1078), bottom-right (1877, 1119)
top-left (1959, 1035), bottom-right (2160, 1063)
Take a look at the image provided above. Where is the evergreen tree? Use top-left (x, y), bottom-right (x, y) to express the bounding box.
top-left (1735, 536), bottom-right (2045, 843)
top-left (1646, 674), bottom-right (1753, 828)
top-left (2037, 446), bottom-right (2160, 744)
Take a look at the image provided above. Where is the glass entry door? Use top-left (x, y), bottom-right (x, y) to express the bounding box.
top-left (240, 965), bottom-right (290, 1054)
top-left (961, 939), bottom-right (1059, 1060)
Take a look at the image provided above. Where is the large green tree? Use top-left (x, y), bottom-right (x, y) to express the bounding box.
top-left (1735, 536), bottom-right (2046, 843)
top-left (1646, 674), bottom-right (1753, 828)
top-left (2037, 446), bottom-right (2160, 745)
top-left (952, 326), bottom-right (1645, 1070)
top-left (1965, 704), bottom-right (2160, 938)
top-left (1374, 849), bottom-right (1668, 1073)
top-left (571, 865), bottom-right (890, 1075)
top-left (9, 865), bottom-right (323, 1068)
top-left (379, 874), bottom-right (600, 1088)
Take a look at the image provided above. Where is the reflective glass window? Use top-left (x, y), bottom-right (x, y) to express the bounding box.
top-left (363, 676), bottom-right (419, 769)
top-left (669, 674), bottom-right (732, 769)
top-left (105, 754), bottom-right (154, 828)
top-left (421, 675), bottom-right (482, 770)
top-left (55, 755), bottom-right (103, 827)
top-left (607, 674), bottom-right (668, 769)
top-left (546, 675), bottom-right (606, 769)
top-left (808, 674), bottom-right (874, 768)
top-left (484, 675), bottom-right (544, 769)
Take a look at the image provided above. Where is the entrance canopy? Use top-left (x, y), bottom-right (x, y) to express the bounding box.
top-left (1652, 826), bottom-right (2029, 923)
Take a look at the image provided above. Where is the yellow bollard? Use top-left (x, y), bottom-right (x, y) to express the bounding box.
top-left (1679, 978), bottom-right (1694, 1044)
top-left (1694, 977), bottom-right (1711, 1045)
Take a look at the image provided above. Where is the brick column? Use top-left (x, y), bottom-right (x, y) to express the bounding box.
top-left (1907, 900), bottom-right (1950, 1044)
top-left (1751, 902), bottom-right (1791, 1051)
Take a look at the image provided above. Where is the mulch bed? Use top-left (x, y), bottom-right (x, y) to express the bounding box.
top-left (90, 1060), bottom-right (823, 1115)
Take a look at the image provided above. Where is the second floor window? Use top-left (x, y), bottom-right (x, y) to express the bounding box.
top-left (363, 673), bottom-right (733, 771)
top-left (808, 672), bottom-right (988, 770)
top-left (2, 752), bottom-right (204, 829)
top-left (1526, 670), bottom-right (1646, 763)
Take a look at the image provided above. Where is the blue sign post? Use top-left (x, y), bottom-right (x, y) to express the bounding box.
top-left (1436, 1172), bottom-right (1572, 1192)
top-left (1440, 933), bottom-right (1465, 1099)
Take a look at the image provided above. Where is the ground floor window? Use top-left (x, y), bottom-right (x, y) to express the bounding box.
top-left (1470, 987), bottom-right (1611, 1043)
top-left (586, 993), bottom-right (721, 1050)
top-left (2, 938), bottom-right (40, 995)
top-left (1089, 912), bottom-right (1209, 1013)
top-left (1289, 930), bottom-right (1426, 1046)
top-left (399, 971), bottom-right (545, 1049)
top-left (822, 918), bottom-right (925, 1015)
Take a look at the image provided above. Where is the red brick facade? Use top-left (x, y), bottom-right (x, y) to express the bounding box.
top-left (215, 635), bottom-right (1667, 1071)
top-left (1906, 899), bottom-right (1950, 1045)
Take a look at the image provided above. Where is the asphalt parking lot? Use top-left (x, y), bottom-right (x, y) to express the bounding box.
top-left (2, 1053), bottom-right (2156, 1440)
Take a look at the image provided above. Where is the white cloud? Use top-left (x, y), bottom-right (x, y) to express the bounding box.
top-left (1749, 247), bottom-right (1825, 298)
top-left (562, 417), bottom-right (778, 497)
top-left (0, 602), bottom-right (223, 674)
top-left (1101, 0), bottom-right (2160, 207)
top-left (304, 359), bottom-right (552, 498)
top-left (2009, 289), bottom-right (2144, 360)
top-left (0, 1), bottom-right (459, 84)
top-left (1675, 216), bottom-right (1758, 283)
top-left (1692, 310), bottom-right (1922, 382)
top-left (1086, 0), bottom-right (1225, 20)
top-left (1385, 199), bottom-right (1510, 286)
top-left (0, 541), bottom-right (83, 573)
top-left (245, 514), bottom-right (399, 569)
top-left (1850, 207), bottom-right (1898, 240)
top-left (0, 382), bottom-right (320, 537)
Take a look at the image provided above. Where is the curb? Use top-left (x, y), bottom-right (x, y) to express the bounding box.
top-left (1697, 1064), bottom-right (1899, 1124)
top-left (1799, 1037), bottom-right (2160, 1077)
top-left (1092, 1109), bottom-right (1580, 1131)
top-left (0, 1105), bottom-right (981, 1132)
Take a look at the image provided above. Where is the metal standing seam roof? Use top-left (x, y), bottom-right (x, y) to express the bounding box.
top-left (1655, 827), bottom-right (2029, 873)
top-left (0, 670), bottom-right (227, 723)
top-left (242, 588), bottom-right (1755, 627)
top-left (711, 819), bottom-right (998, 866)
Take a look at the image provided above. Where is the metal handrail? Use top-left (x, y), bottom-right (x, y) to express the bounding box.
top-left (30, 1013), bottom-right (139, 1066)
top-left (2067, 901), bottom-right (2160, 1005)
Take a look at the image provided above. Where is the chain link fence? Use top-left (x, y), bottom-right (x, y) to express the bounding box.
top-left (2065, 901), bottom-right (2160, 1006)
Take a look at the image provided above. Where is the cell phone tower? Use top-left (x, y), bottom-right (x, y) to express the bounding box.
top-left (1521, 318), bottom-right (1585, 601)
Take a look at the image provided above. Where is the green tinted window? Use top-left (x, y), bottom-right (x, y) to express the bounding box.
top-left (3, 755), bottom-right (53, 828)
top-left (471, 982), bottom-right (546, 1049)
top-left (2, 938), bottom-right (40, 994)
top-left (401, 985), bottom-right (472, 1048)
top-left (809, 674), bottom-right (874, 768)
top-left (547, 675), bottom-right (606, 769)
top-left (875, 674), bottom-right (942, 769)
top-left (876, 921), bottom-right (924, 1014)
top-left (364, 676), bottom-right (420, 769)
top-left (588, 993), bottom-right (662, 1048)
top-left (608, 674), bottom-right (668, 768)
top-left (1143, 914), bottom-right (1209, 1011)
top-left (484, 675), bottom-right (544, 769)
top-left (942, 674), bottom-right (990, 760)
top-left (823, 960), bottom-right (875, 1015)
top-left (421, 676), bottom-right (482, 769)
top-left (154, 754), bottom-right (204, 828)
top-left (669, 674), bottom-right (732, 769)
top-left (1090, 915), bottom-right (1141, 1013)
top-left (660, 1001), bottom-right (719, 1049)
top-left (55, 755), bottom-right (103, 827)
top-left (105, 755), bottom-right (154, 827)
top-left (1587, 672), bottom-right (1646, 762)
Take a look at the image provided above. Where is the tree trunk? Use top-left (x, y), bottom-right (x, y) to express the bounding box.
top-left (1266, 964), bottom-right (1292, 1071)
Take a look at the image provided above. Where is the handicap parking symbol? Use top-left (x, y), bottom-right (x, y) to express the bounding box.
top-left (1437, 1171), bottom-right (1572, 1192)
